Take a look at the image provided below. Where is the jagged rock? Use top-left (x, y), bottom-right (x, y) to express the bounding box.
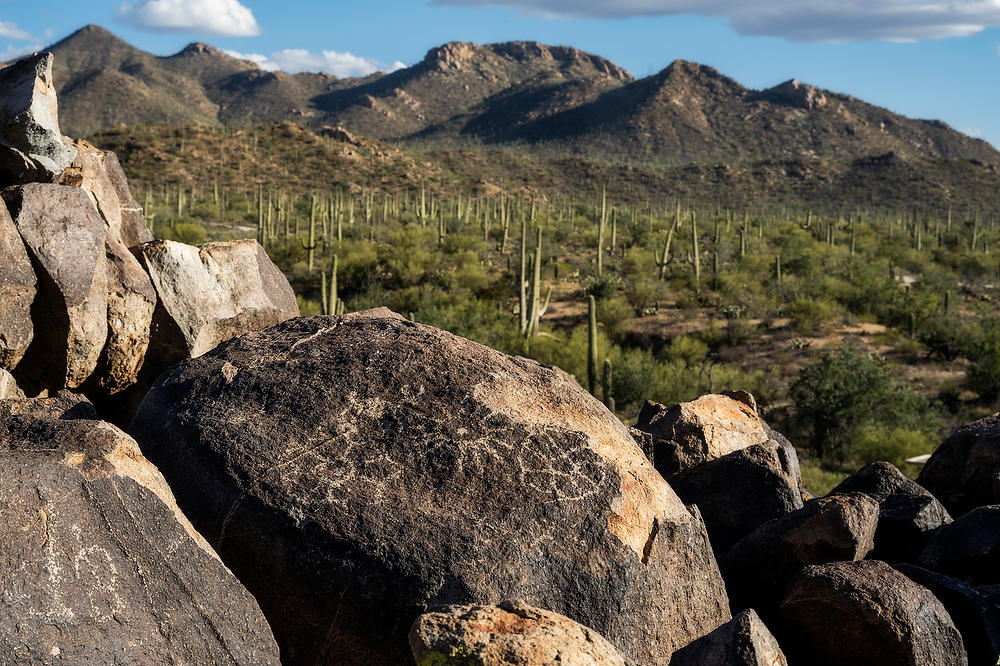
top-left (830, 461), bottom-right (952, 562)
top-left (779, 561), bottom-right (967, 666)
top-left (59, 139), bottom-right (153, 248)
top-left (634, 393), bottom-right (769, 479)
top-left (136, 239), bottom-right (297, 373)
top-left (918, 505), bottom-right (1000, 584)
top-left (409, 601), bottom-right (626, 666)
top-left (0, 389), bottom-right (98, 420)
top-left (0, 197), bottom-right (35, 369)
top-left (894, 564), bottom-right (1000, 666)
top-left (0, 405), bottom-right (280, 664)
top-left (0, 53), bottom-right (76, 183)
top-left (719, 493), bottom-right (879, 614)
top-left (2, 184), bottom-right (107, 391)
top-left (668, 439), bottom-right (803, 553)
top-left (129, 313), bottom-right (731, 666)
top-left (669, 609), bottom-right (787, 666)
top-left (918, 414), bottom-right (1000, 516)
top-left (0, 369), bottom-right (24, 399)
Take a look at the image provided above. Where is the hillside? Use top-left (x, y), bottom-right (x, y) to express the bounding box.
top-left (39, 25), bottom-right (1000, 165)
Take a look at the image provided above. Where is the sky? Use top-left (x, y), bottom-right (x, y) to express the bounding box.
top-left (1, 0), bottom-right (998, 148)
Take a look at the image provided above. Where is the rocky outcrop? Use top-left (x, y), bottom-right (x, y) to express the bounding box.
top-left (0, 197), bottom-right (35, 370)
top-left (129, 313), bottom-right (731, 666)
top-left (0, 369), bottom-right (25, 399)
top-left (917, 505), bottom-right (1000, 584)
top-left (669, 609), bottom-right (787, 666)
top-left (0, 401), bottom-right (281, 664)
top-left (409, 601), bottom-right (626, 666)
top-left (918, 414), bottom-right (1000, 516)
top-left (831, 461), bottom-right (951, 562)
top-left (779, 561), bottom-right (967, 666)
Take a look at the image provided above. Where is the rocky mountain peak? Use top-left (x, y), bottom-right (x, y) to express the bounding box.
top-left (757, 78), bottom-right (829, 110)
top-left (176, 42), bottom-right (228, 58)
top-left (423, 41), bottom-right (481, 71)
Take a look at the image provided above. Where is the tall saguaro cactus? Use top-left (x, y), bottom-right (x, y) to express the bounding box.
top-left (588, 295), bottom-right (598, 396)
top-left (526, 226), bottom-right (552, 338)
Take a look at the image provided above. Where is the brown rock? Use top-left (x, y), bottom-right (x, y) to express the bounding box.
top-left (0, 197), bottom-right (35, 369)
top-left (2, 184), bottom-right (107, 390)
top-left (918, 413), bottom-right (1000, 516)
top-left (0, 406), bottom-right (280, 664)
top-left (669, 609), bottom-right (787, 666)
top-left (409, 601), bottom-right (626, 666)
top-left (129, 313), bottom-right (731, 666)
top-left (634, 394), bottom-right (769, 479)
top-left (0, 368), bottom-right (24, 399)
top-left (0, 389), bottom-right (97, 420)
top-left (779, 561), bottom-right (967, 666)
top-left (917, 505), bottom-right (1000, 584)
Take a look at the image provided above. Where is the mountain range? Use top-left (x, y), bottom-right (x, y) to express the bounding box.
top-left (17, 25), bottom-right (1000, 166)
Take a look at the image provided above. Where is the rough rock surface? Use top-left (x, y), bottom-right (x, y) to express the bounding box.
top-left (0, 53), bottom-right (76, 182)
top-left (0, 403), bottom-right (280, 664)
top-left (0, 390), bottom-right (98, 421)
top-left (918, 414), bottom-right (1000, 516)
top-left (669, 609), bottom-right (787, 666)
top-left (409, 601), bottom-right (626, 666)
top-left (894, 564), bottom-right (1000, 666)
top-left (831, 461), bottom-right (951, 562)
top-left (0, 197), bottom-right (35, 369)
top-left (779, 561), bottom-right (967, 666)
top-left (129, 313), bottom-right (731, 666)
top-left (0, 369), bottom-right (25, 399)
top-left (2, 184), bottom-right (107, 390)
top-left (917, 505), bottom-right (1000, 584)
top-left (719, 493), bottom-right (879, 614)
top-left (668, 439), bottom-right (803, 553)
top-left (634, 394), bottom-right (769, 479)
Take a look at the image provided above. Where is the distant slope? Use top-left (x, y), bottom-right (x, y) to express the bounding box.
top-left (43, 25), bottom-right (1000, 165)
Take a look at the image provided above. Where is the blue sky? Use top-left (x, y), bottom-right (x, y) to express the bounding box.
top-left (2, 0), bottom-right (998, 148)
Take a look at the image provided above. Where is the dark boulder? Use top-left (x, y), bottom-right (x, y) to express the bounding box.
top-left (669, 609), bottom-right (787, 666)
top-left (129, 312), bottom-right (731, 666)
top-left (779, 560), bottom-right (967, 666)
top-left (918, 414), bottom-right (1000, 516)
top-left (918, 505), bottom-right (1000, 584)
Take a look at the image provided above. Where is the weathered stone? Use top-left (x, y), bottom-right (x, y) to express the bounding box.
top-left (2, 184), bottom-right (107, 391)
top-left (719, 493), bottom-right (879, 614)
top-left (0, 390), bottom-right (97, 420)
top-left (129, 313), bottom-right (731, 666)
top-left (918, 414), bottom-right (1000, 516)
top-left (137, 238), bottom-right (297, 372)
top-left (0, 53), bottom-right (76, 182)
top-left (409, 601), bottom-right (626, 666)
top-left (634, 394), bottom-right (769, 479)
top-left (669, 609), bottom-right (787, 666)
top-left (779, 561), bottom-right (967, 666)
top-left (0, 368), bottom-right (25, 399)
top-left (831, 461), bottom-right (952, 562)
top-left (0, 407), bottom-right (280, 664)
top-left (0, 197), bottom-right (35, 369)
top-left (894, 564), bottom-right (1000, 666)
top-left (668, 439), bottom-right (803, 553)
top-left (918, 505), bottom-right (1000, 584)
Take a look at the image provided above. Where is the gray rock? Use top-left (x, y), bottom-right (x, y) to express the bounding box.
top-left (719, 493), bottom-right (879, 614)
top-left (918, 505), bottom-right (1000, 584)
top-left (779, 561), bottom-right (967, 666)
top-left (0, 406), bottom-right (280, 664)
top-left (918, 414), bottom-right (1000, 517)
top-left (2, 184), bottom-right (107, 391)
top-left (669, 609), bottom-right (787, 666)
top-left (0, 390), bottom-right (97, 420)
top-left (0, 197), bottom-right (35, 369)
top-left (129, 312), bottom-right (731, 666)
top-left (0, 368), bottom-right (24, 399)
top-left (409, 601), bottom-right (626, 666)
top-left (831, 461), bottom-right (952, 562)
top-left (0, 53), bottom-right (76, 182)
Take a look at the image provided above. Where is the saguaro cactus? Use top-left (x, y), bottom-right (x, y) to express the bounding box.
top-left (588, 295), bottom-right (598, 396)
top-left (602, 359), bottom-right (615, 412)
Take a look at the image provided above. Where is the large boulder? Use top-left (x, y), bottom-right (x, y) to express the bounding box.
top-left (719, 493), bottom-right (879, 614)
top-left (917, 505), bottom-right (1000, 584)
top-left (129, 313), bottom-right (731, 666)
top-left (409, 601), bottom-right (626, 666)
top-left (0, 53), bottom-right (76, 183)
top-left (0, 369), bottom-right (25, 399)
top-left (918, 414), bottom-right (1000, 516)
top-left (0, 403), bottom-right (280, 664)
top-left (779, 561), bottom-right (967, 666)
top-left (2, 184), bottom-right (108, 391)
top-left (668, 609), bottom-right (787, 666)
top-left (633, 393), bottom-right (769, 479)
top-left (830, 461), bottom-right (951, 562)
top-left (0, 197), bottom-right (35, 370)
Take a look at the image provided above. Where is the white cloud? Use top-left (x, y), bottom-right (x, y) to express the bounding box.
top-left (1, 43), bottom-right (44, 61)
top-left (225, 48), bottom-right (407, 77)
top-left (0, 21), bottom-right (34, 40)
top-left (117, 0), bottom-right (260, 36)
top-left (962, 128), bottom-right (984, 138)
top-left (435, 0), bottom-right (1000, 42)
